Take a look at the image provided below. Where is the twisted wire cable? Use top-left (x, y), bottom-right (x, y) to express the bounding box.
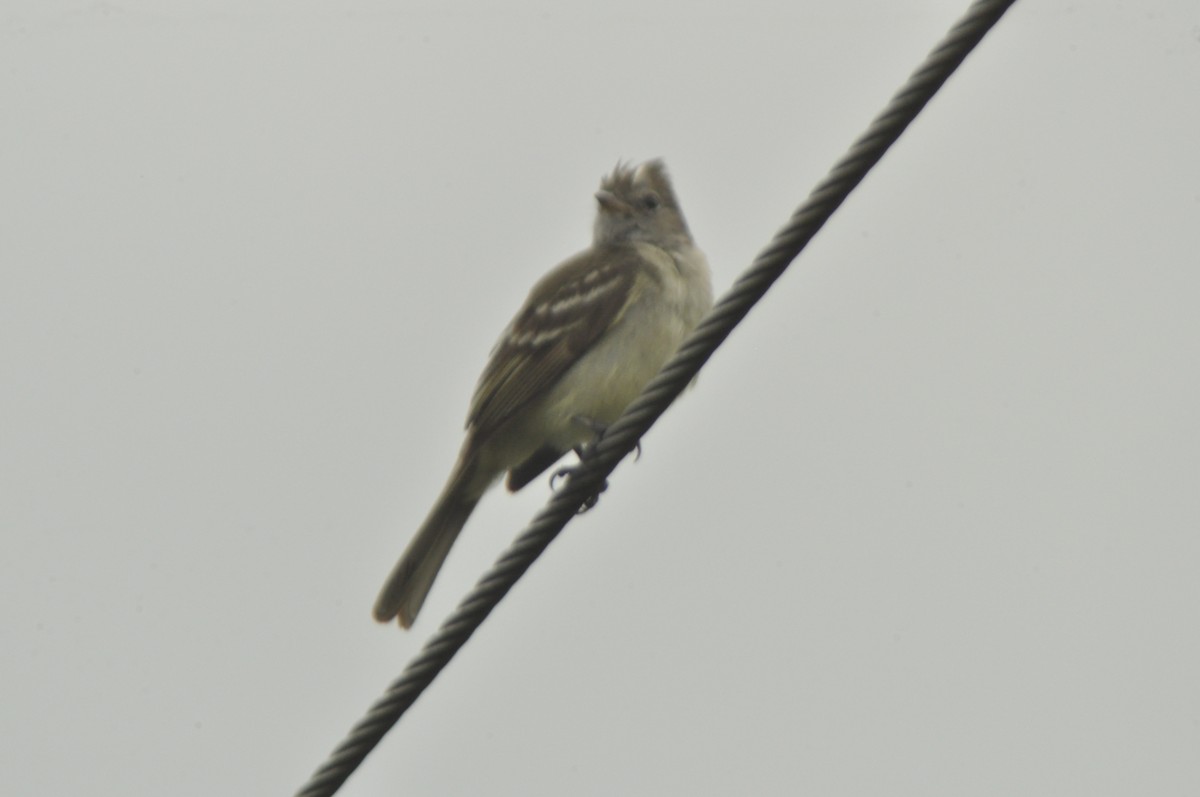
top-left (296, 1), bottom-right (1018, 794)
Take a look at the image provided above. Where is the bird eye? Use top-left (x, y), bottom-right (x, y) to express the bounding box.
top-left (638, 192), bottom-right (661, 211)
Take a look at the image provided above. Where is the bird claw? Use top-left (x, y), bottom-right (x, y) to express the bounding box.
top-left (549, 464), bottom-right (608, 514)
top-left (546, 417), bottom-right (642, 514)
top-left (549, 465), bottom-right (570, 493)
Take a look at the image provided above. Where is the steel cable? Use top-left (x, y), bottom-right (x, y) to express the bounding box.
top-left (296, 2), bottom-right (1018, 793)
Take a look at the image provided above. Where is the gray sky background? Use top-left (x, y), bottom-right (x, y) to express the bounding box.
top-left (3, 1), bottom-right (1199, 795)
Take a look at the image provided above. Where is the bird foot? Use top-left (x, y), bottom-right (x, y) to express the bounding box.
top-left (546, 419), bottom-right (643, 513)
top-left (549, 464), bottom-right (608, 513)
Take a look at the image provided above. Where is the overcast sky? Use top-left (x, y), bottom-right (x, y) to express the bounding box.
top-left (3, 1), bottom-right (1199, 795)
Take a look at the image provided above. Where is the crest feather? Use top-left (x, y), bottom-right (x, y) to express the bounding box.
top-left (599, 158), bottom-right (677, 208)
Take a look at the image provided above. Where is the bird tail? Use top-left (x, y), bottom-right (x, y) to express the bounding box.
top-left (373, 468), bottom-right (482, 628)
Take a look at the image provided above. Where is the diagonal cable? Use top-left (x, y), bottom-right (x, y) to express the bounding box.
top-left (295, 1), bottom-right (1018, 794)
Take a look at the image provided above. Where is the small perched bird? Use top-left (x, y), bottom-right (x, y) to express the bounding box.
top-left (374, 160), bottom-right (713, 628)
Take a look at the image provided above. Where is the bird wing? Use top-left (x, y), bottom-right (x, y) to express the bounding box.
top-left (467, 246), bottom-right (650, 437)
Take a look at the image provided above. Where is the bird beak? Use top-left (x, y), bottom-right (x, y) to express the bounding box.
top-left (595, 189), bottom-right (632, 214)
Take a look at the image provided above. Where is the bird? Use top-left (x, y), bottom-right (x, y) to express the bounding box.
top-left (373, 159), bottom-right (713, 628)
